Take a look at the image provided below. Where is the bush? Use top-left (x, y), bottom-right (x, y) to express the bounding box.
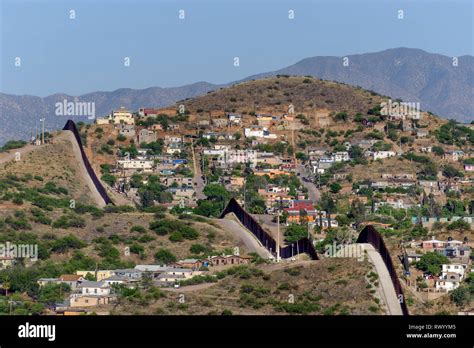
top-left (51, 235), bottom-right (86, 253)
top-left (130, 225), bottom-right (146, 233)
top-left (101, 174), bottom-right (116, 187)
top-left (0, 140), bottom-right (27, 152)
top-left (154, 249), bottom-right (177, 264)
top-left (52, 214), bottom-right (86, 229)
top-left (103, 205), bottom-right (135, 213)
top-left (190, 244), bottom-right (209, 254)
top-left (169, 231), bottom-right (184, 242)
top-left (450, 286), bottom-right (470, 307)
top-left (447, 219), bottom-right (471, 231)
top-left (129, 243), bottom-right (145, 255)
top-left (149, 219), bottom-right (199, 240)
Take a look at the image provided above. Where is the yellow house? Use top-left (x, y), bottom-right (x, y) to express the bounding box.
top-left (69, 294), bottom-right (116, 308)
top-left (111, 107), bottom-right (134, 125)
top-left (96, 107), bottom-right (134, 125)
top-left (76, 270), bottom-right (115, 281)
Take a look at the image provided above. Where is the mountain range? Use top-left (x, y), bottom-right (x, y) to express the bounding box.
top-left (1, 47), bottom-right (473, 145)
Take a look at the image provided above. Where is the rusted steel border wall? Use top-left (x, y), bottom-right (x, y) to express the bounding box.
top-left (357, 225), bottom-right (409, 315)
top-left (220, 198), bottom-right (318, 260)
top-left (63, 120), bottom-right (113, 205)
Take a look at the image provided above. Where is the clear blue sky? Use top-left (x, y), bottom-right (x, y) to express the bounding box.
top-left (1, 0), bottom-right (472, 96)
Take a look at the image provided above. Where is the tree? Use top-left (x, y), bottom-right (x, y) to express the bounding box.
top-left (416, 252), bottom-right (449, 275)
top-left (450, 286), bottom-right (470, 307)
top-left (284, 224), bottom-right (307, 243)
top-left (348, 199), bottom-right (366, 225)
top-left (329, 182), bottom-right (342, 194)
top-left (139, 190), bottom-right (155, 208)
top-left (194, 200), bottom-right (221, 217)
top-left (154, 249), bottom-right (177, 264)
top-left (420, 162), bottom-right (438, 179)
top-left (432, 146), bottom-right (445, 156)
top-left (38, 283), bottom-right (70, 305)
top-left (203, 184), bottom-right (230, 202)
top-left (319, 193), bottom-right (336, 227)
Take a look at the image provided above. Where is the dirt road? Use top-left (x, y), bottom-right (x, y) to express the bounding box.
top-left (214, 214), bottom-right (274, 259)
top-left (360, 243), bottom-right (403, 315)
top-left (56, 131), bottom-right (107, 207)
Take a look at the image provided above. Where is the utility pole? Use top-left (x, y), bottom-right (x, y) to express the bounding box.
top-left (276, 211), bottom-right (281, 262)
top-left (243, 179), bottom-right (246, 210)
top-left (40, 118), bottom-right (45, 145)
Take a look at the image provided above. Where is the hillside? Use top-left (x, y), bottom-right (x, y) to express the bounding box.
top-left (111, 259), bottom-right (384, 315)
top-left (246, 48), bottom-right (474, 122)
top-left (1, 48), bottom-right (473, 145)
top-left (0, 141), bottom-right (248, 267)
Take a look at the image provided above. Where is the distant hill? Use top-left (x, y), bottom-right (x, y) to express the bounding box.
top-left (243, 48), bottom-right (474, 123)
top-left (0, 82), bottom-right (218, 144)
top-left (1, 48), bottom-right (472, 144)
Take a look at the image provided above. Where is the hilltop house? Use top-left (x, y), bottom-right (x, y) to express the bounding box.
top-left (97, 107), bottom-right (134, 125)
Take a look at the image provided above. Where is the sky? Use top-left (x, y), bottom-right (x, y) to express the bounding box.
top-left (1, 0), bottom-right (473, 97)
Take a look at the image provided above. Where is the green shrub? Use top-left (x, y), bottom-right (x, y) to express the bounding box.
top-left (154, 249), bottom-right (177, 264)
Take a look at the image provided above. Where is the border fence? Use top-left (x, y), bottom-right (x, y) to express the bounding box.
top-left (63, 120), bottom-right (113, 205)
top-left (357, 225), bottom-right (409, 315)
top-left (220, 198), bottom-right (318, 260)
top-left (221, 198), bottom-right (408, 315)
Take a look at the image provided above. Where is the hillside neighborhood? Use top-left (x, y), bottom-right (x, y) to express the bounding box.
top-left (0, 77), bottom-right (473, 316)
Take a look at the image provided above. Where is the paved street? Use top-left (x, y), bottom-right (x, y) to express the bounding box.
top-left (190, 140), bottom-right (206, 200)
top-left (360, 243), bottom-right (404, 315)
top-left (215, 215), bottom-right (274, 259)
top-left (296, 163), bottom-right (320, 203)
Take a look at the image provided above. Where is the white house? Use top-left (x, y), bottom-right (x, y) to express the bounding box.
top-left (332, 151), bottom-right (350, 162)
top-left (117, 159), bottom-right (154, 170)
top-left (436, 274), bottom-right (462, 291)
top-left (225, 150), bottom-right (257, 167)
top-left (164, 135), bottom-right (182, 144)
top-left (103, 275), bottom-right (128, 286)
top-left (166, 143), bottom-right (182, 154)
top-left (441, 264), bottom-right (466, 279)
top-left (367, 151), bottom-right (396, 161)
top-left (244, 126), bottom-right (277, 139)
top-left (228, 113), bottom-right (242, 125)
top-left (78, 281), bottom-right (111, 296)
top-left (435, 263), bottom-right (466, 292)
